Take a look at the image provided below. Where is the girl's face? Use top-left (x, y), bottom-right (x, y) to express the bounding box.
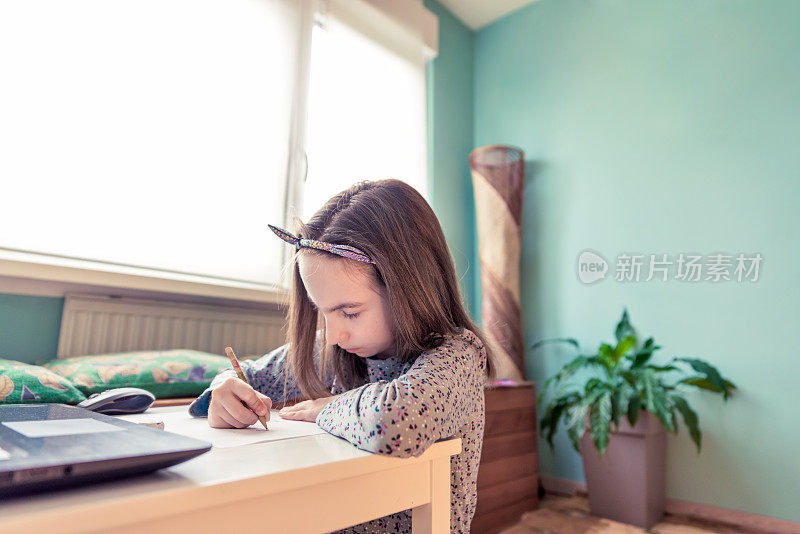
top-left (298, 254), bottom-right (395, 359)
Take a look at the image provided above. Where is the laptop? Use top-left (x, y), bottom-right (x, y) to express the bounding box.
top-left (0, 403), bottom-right (211, 497)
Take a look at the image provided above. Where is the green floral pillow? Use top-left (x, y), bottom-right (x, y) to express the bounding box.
top-left (0, 359), bottom-right (87, 404)
top-left (43, 350), bottom-right (232, 398)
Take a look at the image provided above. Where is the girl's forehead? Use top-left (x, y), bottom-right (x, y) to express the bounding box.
top-left (298, 254), bottom-right (376, 297)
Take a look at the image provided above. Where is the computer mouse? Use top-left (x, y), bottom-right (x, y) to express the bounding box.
top-left (76, 387), bottom-right (156, 415)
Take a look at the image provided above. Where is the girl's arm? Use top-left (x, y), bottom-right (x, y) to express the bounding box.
top-left (315, 330), bottom-right (486, 458)
top-left (189, 336), bottom-right (328, 416)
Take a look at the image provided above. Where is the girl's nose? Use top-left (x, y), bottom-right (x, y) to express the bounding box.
top-left (326, 320), bottom-right (349, 346)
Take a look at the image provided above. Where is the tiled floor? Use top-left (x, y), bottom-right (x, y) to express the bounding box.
top-left (500, 495), bottom-right (770, 534)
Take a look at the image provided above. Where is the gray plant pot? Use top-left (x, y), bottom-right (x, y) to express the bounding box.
top-left (579, 411), bottom-right (667, 528)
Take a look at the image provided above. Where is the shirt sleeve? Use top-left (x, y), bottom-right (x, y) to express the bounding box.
top-left (315, 331), bottom-right (487, 459)
top-left (189, 336), bottom-right (330, 417)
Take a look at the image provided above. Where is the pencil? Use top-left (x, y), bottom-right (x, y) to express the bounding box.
top-left (224, 346), bottom-right (268, 430)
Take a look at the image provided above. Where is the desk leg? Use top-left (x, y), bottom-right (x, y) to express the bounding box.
top-left (411, 456), bottom-right (450, 533)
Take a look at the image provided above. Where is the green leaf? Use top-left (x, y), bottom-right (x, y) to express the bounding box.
top-left (544, 403), bottom-right (567, 447)
top-left (565, 403), bottom-right (589, 453)
top-left (538, 377), bottom-right (556, 403)
top-left (671, 395), bottom-right (702, 452)
top-left (585, 356), bottom-right (606, 367)
top-left (598, 344), bottom-right (615, 375)
top-left (627, 394), bottom-right (642, 427)
top-left (590, 391), bottom-right (612, 456)
top-left (539, 393), bottom-right (580, 448)
top-left (558, 355), bottom-right (594, 381)
top-left (614, 308), bottom-right (637, 345)
top-left (538, 354), bottom-right (597, 401)
top-left (611, 388), bottom-right (626, 427)
top-left (678, 377), bottom-right (736, 395)
top-left (583, 379), bottom-right (612, 404)
top-left (621, 370), bottom-right (637, 387)
top-left (612, 335), bottom-right (636, 365)
top-left (647, 364), bottom-right (679, 372)
top-left (678, 377), bottom-right (710, 390)
top-left (641, 368), bottom-right (675, 432)
top-left (584, 377), bottom-right (604, 393)
top-left (676, 358), bottom-right (735, 400)
top-left (530, 337), bottom-right (580, 352)
top-left (630, 338), bottom-right (661, 368)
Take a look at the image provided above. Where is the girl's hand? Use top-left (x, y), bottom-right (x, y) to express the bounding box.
top-left (278, 395), bottom-right (341, 422)
top-left (208, 376), bottom-right (272, 429)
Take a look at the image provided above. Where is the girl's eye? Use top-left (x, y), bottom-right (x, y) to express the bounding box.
top-left (342, 311), bottom-right (360, 320)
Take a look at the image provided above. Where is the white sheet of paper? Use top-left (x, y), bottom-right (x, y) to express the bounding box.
top-left (117, 409), bottom-right (327, 448)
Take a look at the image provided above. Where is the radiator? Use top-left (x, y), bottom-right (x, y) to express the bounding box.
top-left (56, 294), bottom-right (286, 359)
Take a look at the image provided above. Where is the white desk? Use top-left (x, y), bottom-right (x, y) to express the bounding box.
top-left (0, 407), bottom-right (461, 534)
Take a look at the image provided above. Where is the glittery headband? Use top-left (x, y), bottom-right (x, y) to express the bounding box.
top-left (268, 224), bottom-right (375, 264)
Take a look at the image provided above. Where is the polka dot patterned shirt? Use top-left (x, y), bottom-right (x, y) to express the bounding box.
top-left (189, 328), bottom-right (487, 533)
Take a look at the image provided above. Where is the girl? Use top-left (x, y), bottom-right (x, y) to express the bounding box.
top-left (189, 179), bottom-right (496, 533)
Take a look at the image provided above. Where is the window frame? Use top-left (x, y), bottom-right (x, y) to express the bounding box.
top-left (0, 0), bottom-right (437, 306)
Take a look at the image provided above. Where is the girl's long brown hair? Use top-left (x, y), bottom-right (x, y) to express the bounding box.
top-left (284, 179), bottom-right (497, 400)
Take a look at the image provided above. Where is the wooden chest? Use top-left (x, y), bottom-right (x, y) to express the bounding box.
top-left (471, 382), bottom-right (540, 533)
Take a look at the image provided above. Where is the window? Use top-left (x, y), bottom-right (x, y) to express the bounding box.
top-left (0, 0), bottom-right (436, 300)
top-left (302, 12), bottom-right (428, 220)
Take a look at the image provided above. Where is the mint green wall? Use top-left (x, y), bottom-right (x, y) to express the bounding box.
top-left (424, 0), bottom-right (479, 319)
top-left (0, 294), bottom-right (63, 364)
top-left (474, 0), bottom-right (800, 522)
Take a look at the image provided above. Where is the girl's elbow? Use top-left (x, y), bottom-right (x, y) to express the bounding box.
top-left (370, 427), bottom-right (434, 459)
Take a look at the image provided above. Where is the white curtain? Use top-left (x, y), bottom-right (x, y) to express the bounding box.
top-left (0, 0), bottom-right (310, 288)
top-left (0, 0), bottom-right (435, 293)
top-left (301, 10), bottom-right (428, 221)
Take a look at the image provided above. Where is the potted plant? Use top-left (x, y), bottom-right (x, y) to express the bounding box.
top-left (533, 309), bottom-right (736, 528)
